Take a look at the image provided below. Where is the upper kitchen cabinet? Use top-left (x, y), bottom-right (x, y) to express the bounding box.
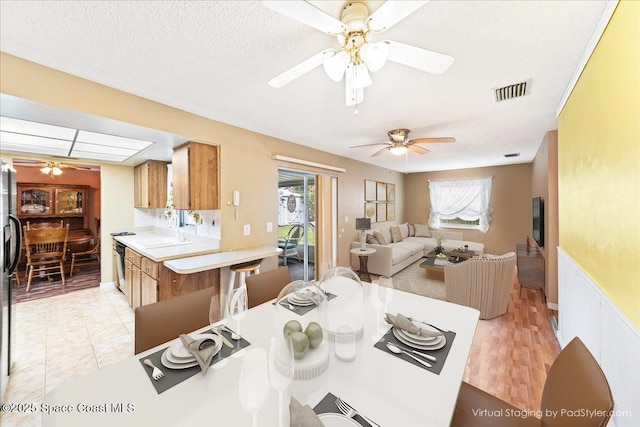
top-left (134, 160), bottom-right (168, 208)
top-left (172, 141), bottom-right (219, 210)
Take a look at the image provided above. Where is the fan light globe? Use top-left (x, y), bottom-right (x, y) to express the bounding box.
top-left (323, 51), bottom-right (350, 82)
top-left (390, 145), bottom-right (407, 155)
top-left (353, 63), bottom-right (372, 88)
top-left (361, 42), bottom-right (389, 72)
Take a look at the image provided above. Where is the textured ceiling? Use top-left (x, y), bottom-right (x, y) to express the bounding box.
top-left (0, 1), bottom-right (610, 172)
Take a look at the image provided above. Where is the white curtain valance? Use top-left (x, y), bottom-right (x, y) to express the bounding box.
top-left (428, 177), bottom-right (493, 233)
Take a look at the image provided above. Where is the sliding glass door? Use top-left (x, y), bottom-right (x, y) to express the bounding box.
top-left (278, 168), bottom-right (337, 281)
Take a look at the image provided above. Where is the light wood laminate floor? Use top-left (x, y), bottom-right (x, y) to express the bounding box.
top-left (2, 278), bottom-right (558, 426)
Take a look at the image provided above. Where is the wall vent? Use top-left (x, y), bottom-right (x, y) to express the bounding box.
top-left (504, 153), bottom-right (520, 158)
top-left (493, 80), bottom-right (530, 103)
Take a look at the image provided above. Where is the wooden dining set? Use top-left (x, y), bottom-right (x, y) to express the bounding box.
top-left (16, 220), bottom-right (100, 292)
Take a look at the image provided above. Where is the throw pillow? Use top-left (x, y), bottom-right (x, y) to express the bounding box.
top-left (366, 235), bottom-right (380, 245)
top-left (379, 227), bottom-right (392, 245)
top-left (399, 222), bottom-right (409, 239)
top-left (390, 226), bottom-right (403, 243)
top-left (414, 224), bottom-right (431, 237)
top-left (373, 230), bottom-right (388, 245)
top-left (408, 224), bottom-right (415, 237)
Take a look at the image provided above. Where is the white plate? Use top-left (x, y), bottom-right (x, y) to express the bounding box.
top-left (318, 413), bottom-right (360, 426)
top-left (161, 349), bottom-right (199, 369)
top-left (396, 327), bottom-right (440, 343)
top-left (392, 327), bottom-right (446, 350)
top-left (162, 334), bottom-right (223, 369)
top-left (395, 329), bottom-right (443, 348)
top-left (287, 294), bottom-right (315, 306)
top-left (170, 334), bottom-right (221, 359)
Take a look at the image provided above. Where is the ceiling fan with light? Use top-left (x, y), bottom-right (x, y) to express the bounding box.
top-left (263, 0), bottom-right (454, 111)
top-left (12, 159), bottom-right (95, 178)
top-left (350, 128), bottom-right (455, 157)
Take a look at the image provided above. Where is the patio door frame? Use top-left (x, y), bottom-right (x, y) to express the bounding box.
top-left (278, 167), bottom-right (337, 281)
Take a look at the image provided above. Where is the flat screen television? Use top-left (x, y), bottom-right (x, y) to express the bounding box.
top-left (532, 197), bottom-right (544, 247)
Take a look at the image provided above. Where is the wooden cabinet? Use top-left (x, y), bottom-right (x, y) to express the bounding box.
top-left (517, 243), bottom-right (545, 301)
top-left (172, 141), bottom-right (219, 210)
top-left (18, 184), bottom-right (89, 229)
top-left (134, 160), bottom-right (168, 208)
top-left (159, 265), bottom-right (219, 302)
top-left (124, 247), bottom-right (160, 309)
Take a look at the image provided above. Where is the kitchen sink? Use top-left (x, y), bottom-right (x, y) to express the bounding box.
top-left (139, 238), bottom-right (192, 249)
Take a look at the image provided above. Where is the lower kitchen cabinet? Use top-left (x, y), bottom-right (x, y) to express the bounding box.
top-left (124, 247), bottom-right (160, 309)
top-left (158, 265), bottom-right (220, 301)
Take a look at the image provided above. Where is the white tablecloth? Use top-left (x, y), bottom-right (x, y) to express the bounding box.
top-left (42, 283), bottom-right (479, 426)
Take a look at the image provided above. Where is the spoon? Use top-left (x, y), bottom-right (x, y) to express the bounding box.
top-left (386, 343), bottom-right (432, 368)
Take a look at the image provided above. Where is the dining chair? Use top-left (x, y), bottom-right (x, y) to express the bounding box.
top-left (278, 224), bottom-right (304, 265)
top-left (22, 224), bottom-right (70, 292)
top-left (134, 286), bottom-right (216, 354)
top-left (451, 337), bottom-right (614, 427)
top-left (26, 220), bottom-right (64, 230)
top-left (70, 219), bottom-right (101, 276)
top-left (245, 266), bottom-right (292, 309)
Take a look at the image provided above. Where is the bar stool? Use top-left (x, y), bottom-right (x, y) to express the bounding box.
top-left (227, 261), bottom-right (261, 299)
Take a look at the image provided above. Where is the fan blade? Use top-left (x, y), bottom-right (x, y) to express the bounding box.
top-left (262, 1), bottom-right (346, 35)
top-left (345, 62), bottom-right (364, 106)
top-left (349, 142), bottom-right (391, 148)
top-left (367, 1), bottom-right (429, 33)
top-left (385, 40), bottom-right (454, 74)
top-left (408, 144), bottom-right (430, 154)
top-left (371, 147), bottom-right (391, 157)
top-left (411, 137), bottom-right (456, 144)
top-left (269, 49), bottom-right (335, 88)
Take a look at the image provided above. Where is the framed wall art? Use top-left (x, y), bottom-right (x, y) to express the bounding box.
top-left (386, 183), bottom-right (396, 202)
top-left (365, 202), bottom-right (376, 223)
top-left (376, 203), bottom-right (387, 222)
top-left (376, 182), bottom-right (387, 202)
top-left (365, 180), bottom-right (376, 201)
top-left (386, 203), bottom-right (395, 221)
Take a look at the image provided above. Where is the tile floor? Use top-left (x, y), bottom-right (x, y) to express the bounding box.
top-left (1, 285), bottom-right (134, 427)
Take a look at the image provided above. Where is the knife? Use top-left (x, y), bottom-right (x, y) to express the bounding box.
top-left (212, 328), bottom-right (235, 348)
top-left (407, 316), bottom-right (448, 333)
top-left (388, 341), bottom-right (437, 362)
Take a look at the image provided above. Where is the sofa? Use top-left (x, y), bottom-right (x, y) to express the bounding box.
top-left (350, 223), bottom-right (484, 277)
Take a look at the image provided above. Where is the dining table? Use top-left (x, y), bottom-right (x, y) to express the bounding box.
top-left (41, 281), bottom-right (480, 427)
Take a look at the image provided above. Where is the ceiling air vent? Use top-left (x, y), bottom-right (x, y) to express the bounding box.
top-left (504, 153), bottom-right (520, 158)
top-left (493, 80), bottom-right (530, 103)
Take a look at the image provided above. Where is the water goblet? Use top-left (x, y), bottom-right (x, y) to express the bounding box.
top-left (239, 348), bottom-right (271, 427)
top-left (268, 337), bottom-right (295, 427)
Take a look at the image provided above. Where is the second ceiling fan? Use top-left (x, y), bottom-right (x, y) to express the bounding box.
top-left (263, 0), bottom-right (454, 107)
top-left (351, 128), bottom-right (455, 157)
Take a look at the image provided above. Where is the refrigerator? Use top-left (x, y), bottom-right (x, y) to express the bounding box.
top-left (1, 159), bottom-right (21, 402)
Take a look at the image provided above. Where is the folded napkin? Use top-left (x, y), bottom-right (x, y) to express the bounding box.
top-left (289, 397), bottom-right (323, 427)
top-left (385, 313), bottom-right (443, 337)
top-left (179, 334), bottom-right (218, 374)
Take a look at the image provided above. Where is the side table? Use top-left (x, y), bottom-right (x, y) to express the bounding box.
top-left (350, 248), bottom-right (376, 283)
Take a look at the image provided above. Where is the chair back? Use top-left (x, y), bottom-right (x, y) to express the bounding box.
top-left (26, 220), bottom-right (64, 230)
top-left (285, 224), bottom-right (304, 243)
top-left (245, 266), bottom-right (292, 309)
top-left (444, 252), bottom-right (516, 319)
top-left (134, 286), bottom-right (215, 354)
top-left (23, 224), bottom-right (69, 263)
top-left (541, 337), bottom-right (614, 426)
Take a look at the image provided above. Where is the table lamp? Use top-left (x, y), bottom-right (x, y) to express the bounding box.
top-left (355, 218), bottom-right (371, 251)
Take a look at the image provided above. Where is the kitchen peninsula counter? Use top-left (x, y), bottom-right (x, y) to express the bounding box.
top-left (163, 245), bottom-right (282, 274)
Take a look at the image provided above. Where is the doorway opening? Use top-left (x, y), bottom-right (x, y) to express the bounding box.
top-left (278, 168), bottom-right (337, 281)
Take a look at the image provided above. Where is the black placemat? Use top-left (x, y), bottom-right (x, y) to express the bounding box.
top-left (313, 392), bottom-right (379, 427)
top-left (274, 292), bottom-right (337, 315)
top-left (373, 327), bottom-right (456, 375)
top-left (139, 328), bottom-right (251, 394)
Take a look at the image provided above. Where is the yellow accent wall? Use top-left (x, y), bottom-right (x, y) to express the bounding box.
top-left (558, 1), bottom-right (640, 327)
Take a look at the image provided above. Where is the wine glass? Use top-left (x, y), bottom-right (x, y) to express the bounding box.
top-left (229, 286), bottom-right (248, 358)
top-left (377, 276), bottom-right (394, 310)
top-left (209, 293), bottom-right (230, 368)
top-left (239, 348), bottom-right (271, 427)
top-left (268, 337), bottom-right (295, 427)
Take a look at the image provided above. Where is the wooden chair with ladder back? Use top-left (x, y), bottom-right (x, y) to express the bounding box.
top-left (22, 223), bottom-right (70, 292)
top-left (70, 218), bottom-right (101, 276)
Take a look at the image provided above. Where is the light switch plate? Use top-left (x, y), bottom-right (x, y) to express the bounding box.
top-left (243, 224), bottom-right (251, 236)
top-left (267, 222), bottom-right (273, 232)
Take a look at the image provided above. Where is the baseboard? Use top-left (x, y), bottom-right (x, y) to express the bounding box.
top-left (100, 281), bottom-right (117, 289)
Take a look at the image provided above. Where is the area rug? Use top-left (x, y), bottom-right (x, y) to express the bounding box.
top-left (374, 258), bottom-right (446, 301)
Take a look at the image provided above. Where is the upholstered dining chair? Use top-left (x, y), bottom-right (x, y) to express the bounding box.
top-left (134, 286), bottom-right (215, 354)
top-left (22, 224), bottom-right (69, 292)
top-left (444, 252), bottom-right (517, 319)
top-left (278, 224), bottom-right (304, 265)
top-left (245, 266), bottom-right (292, 309)
top-left (451, 337), bottom-right (614, 427)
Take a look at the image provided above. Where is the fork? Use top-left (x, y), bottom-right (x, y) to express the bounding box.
top-left (335, 397), bottom-right (381, 427)
top-left (143, 359), bottom-right (165, 380)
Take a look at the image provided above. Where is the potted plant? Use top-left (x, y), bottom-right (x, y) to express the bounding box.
top-left (433, 232), bottom-right (446, 256)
